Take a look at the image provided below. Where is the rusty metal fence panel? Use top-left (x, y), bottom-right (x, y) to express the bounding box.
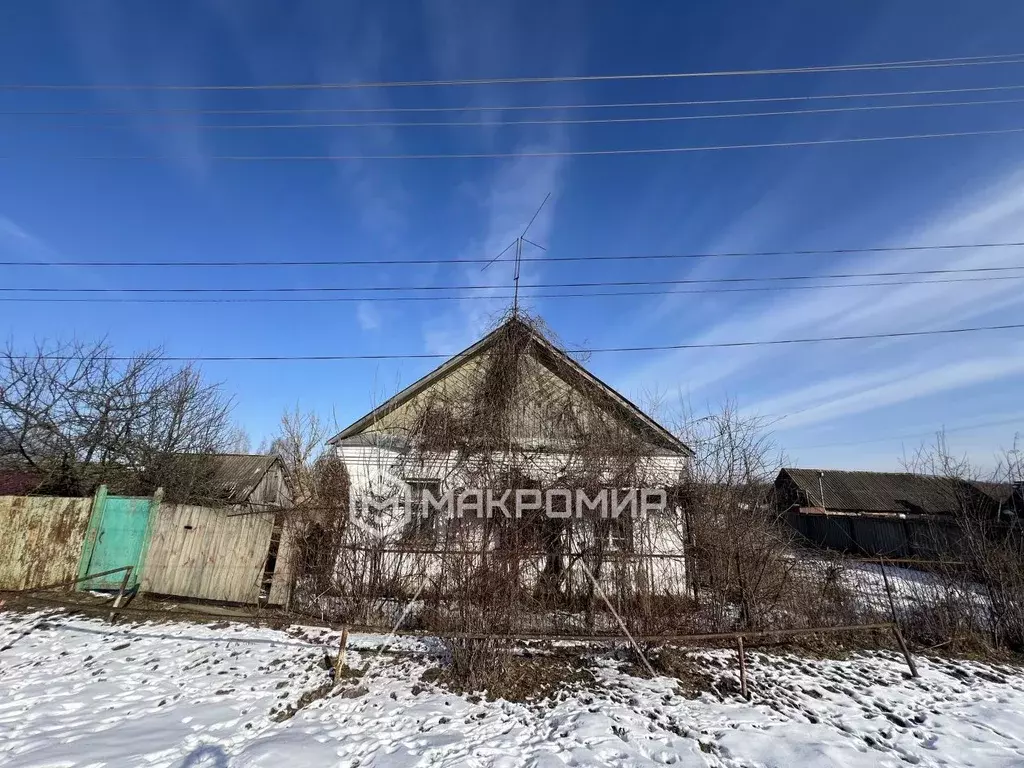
top-left (0, 495), bottom-right (92, 590)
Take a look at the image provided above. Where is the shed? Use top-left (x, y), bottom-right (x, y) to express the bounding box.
top-left (775, 467), bottom-right (1008, 558)
top-left (206, 453), bottom-right (292, 510)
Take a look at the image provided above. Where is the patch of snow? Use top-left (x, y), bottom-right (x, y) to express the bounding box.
top-left (1, 610), bottom-right (1023, 766)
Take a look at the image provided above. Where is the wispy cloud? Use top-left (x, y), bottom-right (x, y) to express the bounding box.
top-left (356, 301), bottom-right (382, 332)
top-left (0, 216), bottom-right (45, 251)
top-left (0, 214), bottom-right (106, 288)
top-left (422, 150), bottom-right (565, 356)
top-left (415, 0), bottom-right (584, 356)
top-left (58, 5), bottom-right (211, 182)
top-left (618, 163), bottom-right (1024, 419)
top-left (758, 346), bottom-right (1024, 431)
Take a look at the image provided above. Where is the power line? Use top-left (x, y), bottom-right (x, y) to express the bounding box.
top-left (3, 52), bottom-right (1023, 91)
top-left (12, 97), bottom-right (1024, 130)
top-left (1, 274), bottom-right (1021, 304)
top-left (4, 240), bottom-right (1024, 269)
top-left (17, 126), bottom-right (1024, 160)
top-left (6, 84), bottom-right (1024, 117)
top-left (15, 324), bottom-right (1024, 362)
top-left (786, 416), bottom-right (1024, 451)
top-left (5, 265), bottom-right (1022, 294)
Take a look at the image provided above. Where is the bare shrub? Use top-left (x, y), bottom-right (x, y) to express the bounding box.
top-left (902, 434), bottom-right (1024, 651)
top-left (671, 402), bottom-right (802, 632)
top-left (442, 637), bottom-right (511, 693)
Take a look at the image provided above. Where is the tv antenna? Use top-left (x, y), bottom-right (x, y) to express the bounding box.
top-left (481, 192), bottom-right (551, 315)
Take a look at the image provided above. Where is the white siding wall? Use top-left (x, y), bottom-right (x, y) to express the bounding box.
top-left (333, 443), bottom-right (688, 596)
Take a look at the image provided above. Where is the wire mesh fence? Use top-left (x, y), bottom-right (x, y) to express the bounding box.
top-left (281, 521), bottom-right (1021, 653)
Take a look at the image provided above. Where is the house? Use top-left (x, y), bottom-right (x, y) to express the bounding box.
top-left (328, 316), bottom-right (690, 504)
top-left (775, 467), bottom-right (1012, 558)
top-left (324, 315), bottom-right (692, 600)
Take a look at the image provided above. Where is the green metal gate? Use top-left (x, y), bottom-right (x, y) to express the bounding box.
top-left (78, 486), bottom-right (162, 590)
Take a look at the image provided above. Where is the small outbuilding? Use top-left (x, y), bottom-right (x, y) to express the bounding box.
top-left (775, 467), bottom-right (1012, 559)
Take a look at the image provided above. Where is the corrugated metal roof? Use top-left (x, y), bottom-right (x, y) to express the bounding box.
top-left (780, 468), bottom-right (967, 515)
top-left (208, 454), bottom-right (279, 504)
top-left (971, 480), bottom-right (1016, 505)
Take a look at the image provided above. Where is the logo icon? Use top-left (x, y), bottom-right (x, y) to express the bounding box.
top-left (349, 488), bottom-right (409, 539)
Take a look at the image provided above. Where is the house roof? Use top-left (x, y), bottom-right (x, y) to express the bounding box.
top-left (970, 480), bottom-right (1017, 506)
top-left (0, 469), bottom-right (44, 495)
top-left (208, 453), bottom-right (282, 504)
top-left (778, 467), bottom-right (1009, 516)
top-left (327, 315), bottom-right (691, 457)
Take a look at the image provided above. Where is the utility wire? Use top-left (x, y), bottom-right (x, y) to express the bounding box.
top-left (2, 276), bottom-right (1022, 305)
top-left (18, 126), bottom-right (1024, 160)
top-left (6, 84), bottom-right (1024, 117)
top-left (1, 276), bottom-right (1020, 304)
top-left (5, 265), bottom-right (1022, 294)
top-left (12, 97), bottom-right (1024, 130)
top-left (15, 324), bottom-right (1024, 362)
top-left (786, 416), bottom-right (1024, 451)
top-left (4, 240), bottom-right (1024, 268)
top-left (3, 52), bottom-right (1023, 90)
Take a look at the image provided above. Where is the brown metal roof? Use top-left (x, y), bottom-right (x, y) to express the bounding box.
top-left (208, 454), bottom-right (280, 504)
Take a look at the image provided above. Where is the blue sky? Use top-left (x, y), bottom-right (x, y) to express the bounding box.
top-left (1, 1), bottom-right (1023, 470)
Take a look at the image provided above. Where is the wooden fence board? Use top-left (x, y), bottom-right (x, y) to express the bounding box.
top-left (268, 516), bottom-right (298, 607)
top-left (142, 503), bottom-right (278, 604)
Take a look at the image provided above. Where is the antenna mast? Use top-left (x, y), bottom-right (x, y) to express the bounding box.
top-left (481, 192), bottom-right (551, 318)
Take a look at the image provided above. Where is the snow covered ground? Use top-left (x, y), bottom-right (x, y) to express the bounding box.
top-left (2, 609), bottom-right (1023, 767)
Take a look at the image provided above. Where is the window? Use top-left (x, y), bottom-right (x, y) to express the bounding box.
top-left (607, 515), bottom-right (633, 551)
top-left (405, 479), bottom-right (443, 538)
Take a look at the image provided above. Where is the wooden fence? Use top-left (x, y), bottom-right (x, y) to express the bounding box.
top-left (0, 492), bottom-right (295, 605)
top-left (786, 507), bottom-right (960, 559)
top-left (143, 504), bottom-right (290, 605)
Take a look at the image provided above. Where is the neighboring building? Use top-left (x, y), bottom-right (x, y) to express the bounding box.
top-left (206, 453), bottom-right (292, 511)
top-left (975, 480), bottom-right (1023, 522)
top-left (775, 467), bottom-right (1013, 558)
top-left (0, 468), bottom-right (44, 496)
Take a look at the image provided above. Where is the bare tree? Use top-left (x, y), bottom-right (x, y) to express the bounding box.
top-left (224, 425), bottom-right (252, 454)
top-left (0, 338), bottom-right (235, 500)
top-left (258, 405), bottom-right (358, 617)
top-left (262, 404), bottom-right (329, 504)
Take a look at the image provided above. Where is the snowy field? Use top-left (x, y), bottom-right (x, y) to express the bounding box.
top-left (2, 610), bottom-right (1023, 767)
